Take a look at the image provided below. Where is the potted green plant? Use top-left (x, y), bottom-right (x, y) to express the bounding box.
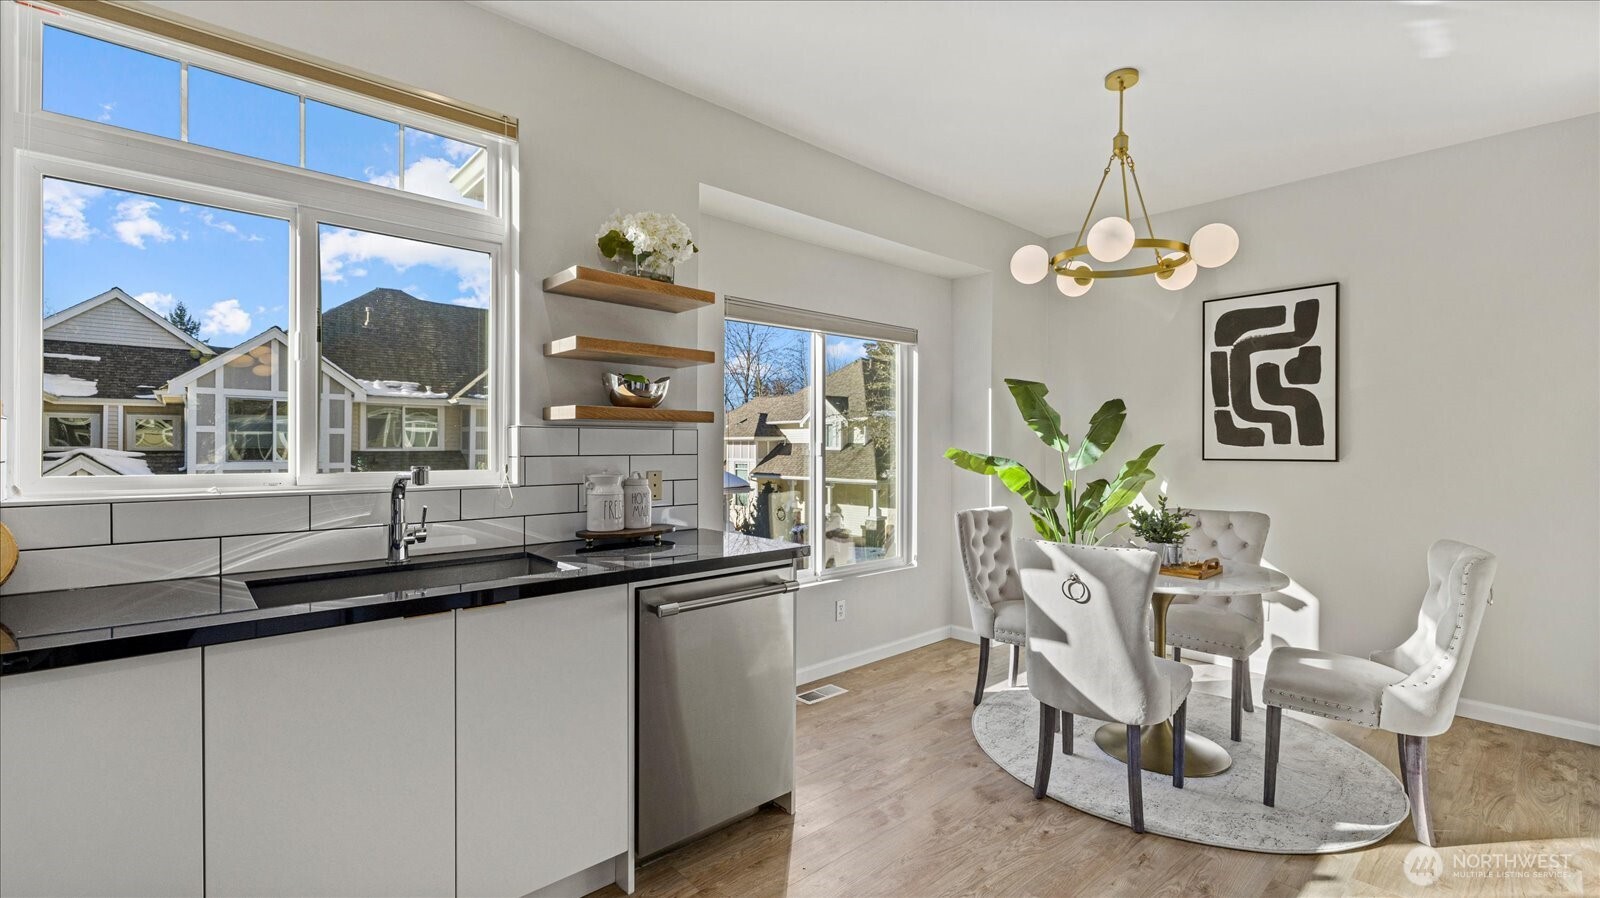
top-left (945, 379), bottom-right (1162, 544)
top-left (1127, 494), bottom-right (1192, 566)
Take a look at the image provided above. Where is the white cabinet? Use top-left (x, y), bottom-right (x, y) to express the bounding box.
top-left (203, 614), bottom-right (456, 898)
top-left (0, 650), bottom-right (204, 898)
top-left (456, 586), bottom-right (630, 898)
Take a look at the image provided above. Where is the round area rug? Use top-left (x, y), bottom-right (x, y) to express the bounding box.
top-left (971, 689), bottom-right (1408, 853)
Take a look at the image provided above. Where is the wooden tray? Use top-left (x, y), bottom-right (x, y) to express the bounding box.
top-left (1160, 558), bottom-right (1222, 579)
top-left (576, 524), bottom-right (675, 548)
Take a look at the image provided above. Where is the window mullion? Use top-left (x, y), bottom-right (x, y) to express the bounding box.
top-left (291, 208), bottom-right (320, 485)
top-left (179, 62), bottom-right (189, 142)
top-left (810, 329), bottom-right (825, 577)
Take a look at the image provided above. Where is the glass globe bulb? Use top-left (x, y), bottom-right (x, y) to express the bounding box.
top-left (1189, 223), bottom-right (1239, 268)
top-left (1155, 252), bottom-right (1197, 291)
top-left (1086, 216), bottom-right (1136, 263)
top-left (1009, 244), bottom-right (1049, 284)
top-left (1056, 261), bottom-right (1093, 297)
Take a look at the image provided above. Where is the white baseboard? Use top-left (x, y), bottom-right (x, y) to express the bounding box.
top-left (797, 625), bottom-right (964, 686)
top-left (1456, 698), bottom-right (1600, 747)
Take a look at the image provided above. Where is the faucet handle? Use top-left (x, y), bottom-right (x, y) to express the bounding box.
top-left (413, 505), bottom-right (429, 544)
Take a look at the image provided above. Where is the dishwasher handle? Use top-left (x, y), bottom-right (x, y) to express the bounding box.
top-left (650, 581), bottom-right (798, 617)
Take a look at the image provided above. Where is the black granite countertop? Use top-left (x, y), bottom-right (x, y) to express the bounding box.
top-left (0, 529), bottom-right (807, 676)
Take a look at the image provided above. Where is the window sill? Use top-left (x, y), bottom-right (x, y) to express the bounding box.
top-left (798, 556), bottom-right (917, 587)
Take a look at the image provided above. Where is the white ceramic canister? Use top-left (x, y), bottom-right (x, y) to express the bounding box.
top-left (585, 473), bottom-right (626, 532)
top-left (623, 471), bottom-right (652, 530)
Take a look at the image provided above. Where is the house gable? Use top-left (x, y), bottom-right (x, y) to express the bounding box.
top-left (43, 288), bottom-right (212, 352)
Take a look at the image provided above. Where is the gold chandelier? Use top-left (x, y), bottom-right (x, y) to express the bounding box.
top-left (1011, 68), bottom-right (1238, 296)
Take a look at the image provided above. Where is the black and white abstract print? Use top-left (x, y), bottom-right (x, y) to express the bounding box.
top-left (1203, 283), bottom-right (1338, 461)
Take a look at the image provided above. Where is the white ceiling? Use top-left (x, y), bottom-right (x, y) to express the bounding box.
top-left (474, 1), bottom-right (1599, 236)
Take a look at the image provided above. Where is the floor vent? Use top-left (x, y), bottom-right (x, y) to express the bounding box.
top-left (797, 684), bottom-right (848, 704)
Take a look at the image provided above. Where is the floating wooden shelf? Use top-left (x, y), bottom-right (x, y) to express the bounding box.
top-left (544, 405), bottom-right (715, 424)
top-left (544, 335), bottom-right (714, 369)
top-left (542, 266), bottom-right (714, 313)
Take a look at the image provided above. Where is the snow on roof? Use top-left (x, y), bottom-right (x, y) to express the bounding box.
top-left (43, 351), bottom-right (103, 362)
top-left (42, 372), bottom-right (98, 398)
top-left (358, 379), bottom-right (449, 399)
top-left (44, 447), bottom-right (153, 476)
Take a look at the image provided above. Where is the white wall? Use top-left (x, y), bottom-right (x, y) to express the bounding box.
top-left (699, 217), bottom-right (957, 677)
top-left (1045, 115), bottom-right (1600, 739)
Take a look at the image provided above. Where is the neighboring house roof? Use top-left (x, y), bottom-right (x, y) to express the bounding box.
top-left (751, 441), bottom-right (880, 483)
top-left (160, 328), bottom-right (368, 400)
top-left (43, 339), bottom-right (203, 402)
top-left (43, 447), bottom-right (153, 476)
top-left (450, 147), bottom-right (487, 202)
top-left (322, 289), bottom-right (487, 399)
top-left (43, 287), bottom-right (212, 353)
top-left (724, 361), bottom-right (869, 436)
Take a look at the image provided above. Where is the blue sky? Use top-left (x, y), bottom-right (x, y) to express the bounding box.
top-left (40, 26), bottom-right (487, 348)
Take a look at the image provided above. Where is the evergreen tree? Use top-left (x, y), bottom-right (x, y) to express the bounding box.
top-left (167, 302), bottom-right (202, 339)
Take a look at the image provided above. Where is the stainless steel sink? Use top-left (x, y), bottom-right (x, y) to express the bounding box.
top-left (246, 551), bottom-right (573, 608)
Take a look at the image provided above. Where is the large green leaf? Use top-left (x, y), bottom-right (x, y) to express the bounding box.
top-left (945, 447), bottom-right (1063, 540)
top-left (1004, 379), bottom-right (1070, 454)
top-left (1080, 443), bottom-right (1163, 533)
top-left (1068, 399), bottom-right (1126, 471)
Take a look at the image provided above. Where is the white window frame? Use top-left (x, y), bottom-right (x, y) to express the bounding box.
top-left (42, 410), bottom-right (101, 449)
top-left (723, 315), bottom-right (917, 581)
top-left (1, 3), bottom-right (519, 498)
top-left (125, 412), bottom-right (182, 451)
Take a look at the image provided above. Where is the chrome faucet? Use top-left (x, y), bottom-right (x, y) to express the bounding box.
top-left (388, 466), bottom-right (430, 564)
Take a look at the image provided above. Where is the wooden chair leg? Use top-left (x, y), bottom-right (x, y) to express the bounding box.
top-left (1243, 675), bottom-right (1255, 713)
top-left (1034, 702), bottom-right (1057, 799)
top-left (1172, 701), bottom-right (1186, 789)
top-left (1263, 706), bottom-right (1282, 806)
top-left (1061, 710), bottom-right (1074, 754)
top-left (1231, 658), bottom-right (1246, 742)
top-left (1008, 642), bottom-right (1023, 688)
top-left (1126, 724), bottom-right (1145, 833)
top-left (973, 637), bottom-right (991, 706)
top-left (1172, 647), bottom-right (1182, 663)
top-left (1401, 735), bottom-right (1435, 846)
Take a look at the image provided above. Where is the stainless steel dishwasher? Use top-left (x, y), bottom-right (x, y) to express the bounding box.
top-left (637, 565), bottom-right (798, 860)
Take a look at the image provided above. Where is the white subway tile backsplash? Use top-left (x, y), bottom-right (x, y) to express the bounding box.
top-left (461, 485), bottom-right (576, 519)
top-left (673, 429), bottom-right (698, 455)
top-left (411, 519), bottom-right (523, 557)
top-left (672, 479), bottom-right (699, 507)
top-left (517, 426), bottom-right (579, 456)
top-left (112, 496), bottom-right (309, 544)
top-left (222, 527), bottom-right (387, 575)
top-left (522, 455), bottom-right (628, 486)
top-left (578, 427), bottom-right (673, 456)
top-left (0, 503), bottom-right (111, 550)
top-left (652, 505), bottom-right (699, 529)
top-left (1, 539), bottom-right (220, 594)
top-left (628, 455), bottom-right (697, 480)
top-left (524, 512), bottom-right (589, 544)
top-left (310, 490), bottom-right (461, 530)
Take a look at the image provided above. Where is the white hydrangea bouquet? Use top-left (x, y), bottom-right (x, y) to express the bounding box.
top-left (596, 210), bottom-right (698, 282)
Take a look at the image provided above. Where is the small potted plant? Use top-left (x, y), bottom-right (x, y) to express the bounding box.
top-left (1127, 494), bottom-right (1192, 567)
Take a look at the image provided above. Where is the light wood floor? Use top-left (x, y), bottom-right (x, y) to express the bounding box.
top-left (598, 640), bottom-right (1598, 898)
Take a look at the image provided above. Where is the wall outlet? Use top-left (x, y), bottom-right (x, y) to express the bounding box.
top-left (834, 599), bottom-right (846, 622)
top-left (647, 470), bottom-right (663, 500)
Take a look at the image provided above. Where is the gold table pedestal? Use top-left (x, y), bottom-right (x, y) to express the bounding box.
top-left (1094, 590), bottom-right (1234, 778)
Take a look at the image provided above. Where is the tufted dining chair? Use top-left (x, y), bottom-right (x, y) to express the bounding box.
top-left (1018, 541), bottom-right (1191, 833)
top-left (1164, 509), bottom-right (1271, 741)
top-left (956, 507), bottom-right (1027, 705)
top-left (1262, 539), bottom-right (1497, 846)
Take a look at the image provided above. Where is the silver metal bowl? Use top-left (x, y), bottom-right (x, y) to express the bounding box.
top-left (604, 373), bottom-right (670, 409)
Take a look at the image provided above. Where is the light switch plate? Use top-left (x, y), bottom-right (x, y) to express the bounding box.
top-left (647, 470), bottom-right (663, 500)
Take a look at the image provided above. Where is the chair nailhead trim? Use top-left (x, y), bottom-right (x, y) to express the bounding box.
top-left (1263, 688), bottom-right (1379, 727)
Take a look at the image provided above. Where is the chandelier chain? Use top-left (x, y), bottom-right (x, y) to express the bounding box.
top-left (1072, 153), bottom-right (1119, 250)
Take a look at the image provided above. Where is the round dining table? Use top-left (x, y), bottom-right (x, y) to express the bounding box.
top-left (1092, 560), bottom-right (1291, 778)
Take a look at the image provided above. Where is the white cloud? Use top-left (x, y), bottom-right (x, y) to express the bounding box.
top-left (367, 155), bottom-right (481, 208)
top-left (42, 180), bottom-right (104, 242)
top-left (133, 291), bottom-right (177, 316)
top-left (827, 338), bottom-right (869, 362)
top-left (192, 208), bottom-right (263, 242)
top-left (199, 299), bottom-right (252, 341)
top-left (452, 297), bottom-right (490, 309)
top-left (320, 227), bottom-right (491, 307)
top-left (441, 138), bottom-right (478, 161)
top-left (97, 103), bottom-right (114, 122)
top-left (112, 198), bottom-right (174, 248)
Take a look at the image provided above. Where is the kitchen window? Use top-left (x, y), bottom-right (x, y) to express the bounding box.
top-left (3, 2), bottom-right (517, 496)
top-left (722, 301), bottom-right (916, 577)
